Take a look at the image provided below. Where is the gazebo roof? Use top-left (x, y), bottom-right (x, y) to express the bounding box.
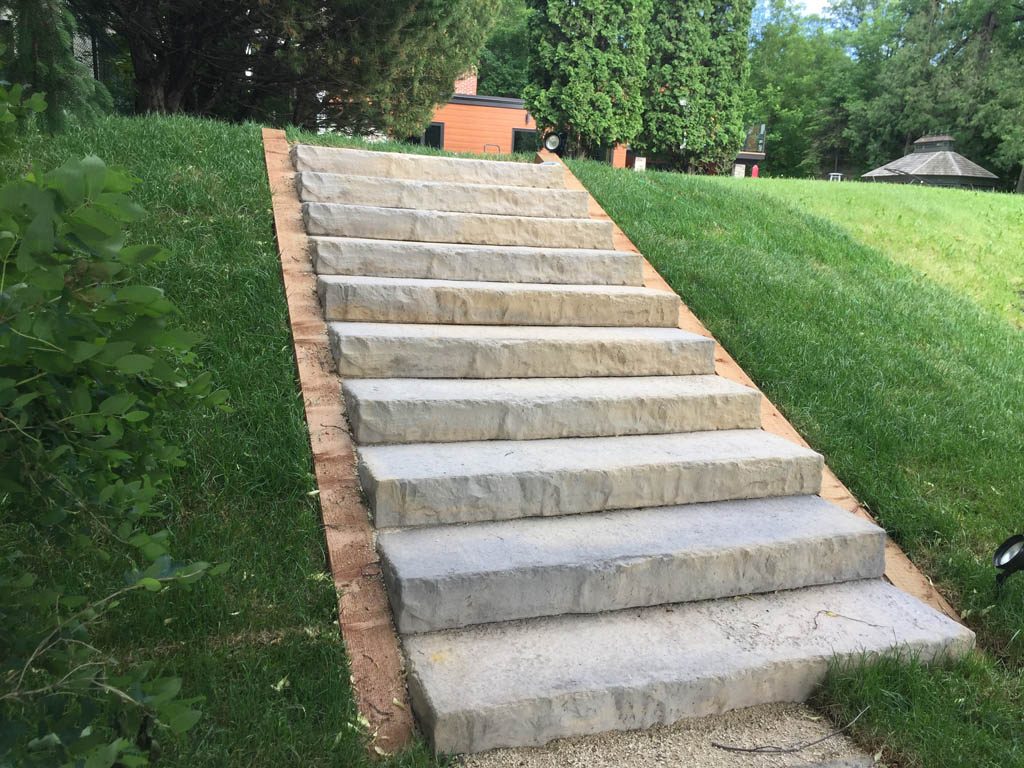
top-left (862, 136), bottom-right (998, 181)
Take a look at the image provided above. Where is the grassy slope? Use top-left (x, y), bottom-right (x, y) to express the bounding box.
top-left (569, 160), bottom-right (1024, 767)
top-left (715, 177), bottom-right (1024, 327)
top-left (1, 115), bottom-right (436, 768)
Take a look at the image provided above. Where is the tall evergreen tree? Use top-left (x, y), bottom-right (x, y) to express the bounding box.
top-left (524, 0), bottom-right (653, 154)
top-left (3, 0), bottom-right (109, 130)
top-left (636, 0), bottom-right (755, 171)
top-left (478, 0), bottom-right (533, 98)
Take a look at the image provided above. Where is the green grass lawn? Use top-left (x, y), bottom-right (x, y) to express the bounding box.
top-left (570, 160), bottom-right (1024, 767)
top-left (0, 115), bottom-right (437, 768)
top-left (715, 177), bottom-right (1024, 327)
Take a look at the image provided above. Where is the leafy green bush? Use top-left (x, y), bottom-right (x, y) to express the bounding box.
top-left (0, 153), bottom-right (228, 764)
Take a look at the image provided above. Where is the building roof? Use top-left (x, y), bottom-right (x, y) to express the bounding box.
top-left (914, 134), bottom-right (955, 145)
top-left (449, 93), bottom-right (527, 110)
top-left (862, 136), bottom-right (998, 182)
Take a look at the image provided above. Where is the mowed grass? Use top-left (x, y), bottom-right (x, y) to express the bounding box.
top-left (0, 115), bottom-right (437, 768)
top-left (569, 160), bottom-right (1024, 767)
top-left (713, 177), bottom-right (1024, 327)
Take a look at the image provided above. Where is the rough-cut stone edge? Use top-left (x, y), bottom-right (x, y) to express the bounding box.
top-left (262, 128), bottom-right (413, 753)
top-left (536, 149), bottom-right (960, 624)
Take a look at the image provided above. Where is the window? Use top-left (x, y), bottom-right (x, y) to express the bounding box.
top-left (512, 129), bottom-right (540, 154)
top-left (406, 123), bottom-right (444, 149)
top-left (423, 122), bottom-right (444, 149)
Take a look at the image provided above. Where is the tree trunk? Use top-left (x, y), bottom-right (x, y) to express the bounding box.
top-left (1016, 164), bottom-right (1024, 194)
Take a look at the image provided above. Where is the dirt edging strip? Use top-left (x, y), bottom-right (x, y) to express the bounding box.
top-left (261, 128), bottom-right (413, 753)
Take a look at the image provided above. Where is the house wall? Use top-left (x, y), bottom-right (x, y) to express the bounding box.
top-left (430, 100), bottom-right (628, 168)
top-left (431, 102), bottom-right (537, 155)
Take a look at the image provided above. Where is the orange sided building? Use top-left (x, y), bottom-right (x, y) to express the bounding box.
top-left (418, 72), bottom-right (628, 168)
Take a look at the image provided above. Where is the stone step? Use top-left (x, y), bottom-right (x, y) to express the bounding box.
top-left (406, 579), bottom-right (974, 753)
top-left (343, 375), bottom-right (760, 444)
top-left (297, 172), bottom-right (590, 219)
top-left (291, 144), bottom-right (566, 188)
top-left (303, 203), bottom-right (615, 250)
top-left (310, 237), bottom-right (644, 286)
top-left (380, 495), bottom-right (886, 633)
top-left (358, 430), bottom-right (823, 528)
top-left (317, 275), bottom-right (680, 327)
top-left (328, 323), bottom-right (715, 379)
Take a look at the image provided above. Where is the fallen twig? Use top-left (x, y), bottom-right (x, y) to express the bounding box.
top-left (710, 706), bottom-right (869, 754)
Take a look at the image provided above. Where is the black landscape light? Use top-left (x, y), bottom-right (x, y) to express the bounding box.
top-left (994, 534), bottom-right (1024, 592)
top-left (543, 132), bottom-right (562, 153)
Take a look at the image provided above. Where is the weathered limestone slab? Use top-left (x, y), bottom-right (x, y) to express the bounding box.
top-left (317, 275), bottom-right (680, 327)
top-left (344, 375), bottom-right (760, 444)
top-left (405, 579), bottom-right (975, 753)
top-left (328, 323), bottom-right (716, 379)
top-left (297, 172), bottom-right (590, 219)
top-left (310, 237), bottom-right (645, 286)
top-left (303, 203), bottom-right (615, 250)
top-left (291, 144), bottom-right (566, 189)
top-left (380, 495), bottom-right (886, 633)
top-left (358, 430), bottom-right (823, 527)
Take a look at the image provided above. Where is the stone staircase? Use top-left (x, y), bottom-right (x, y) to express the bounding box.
top-left (290, 144), bottom-right (973, 754)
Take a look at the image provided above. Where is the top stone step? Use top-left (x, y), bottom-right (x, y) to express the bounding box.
top-left (297, 172), bottom-right (591, 219)
top-left (291, 144), bottom-right (567, 189)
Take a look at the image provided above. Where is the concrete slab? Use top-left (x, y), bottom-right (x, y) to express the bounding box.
top-left (317, 275), bottom-right (680, 327)
top-left (343, 375), bottom-right (761, 444)
top-left (310, 237), bottom-right (644, 286)
top-left (303, 203), bottom-right (615, 249)
top-left (327, 322), bottom-right (716, 379)
top-left (380, 495), bottom-right (886, 632)
top-left (406, 579), bottom-right (974, 753)
top-left (291, 144), bottom-right (567, 188)
top-left (358, 429), bottom-right (823, 527)
top-left (297, 172), bottom-right (590, 218)
top-left (460, 702), bottom-right (875, 768)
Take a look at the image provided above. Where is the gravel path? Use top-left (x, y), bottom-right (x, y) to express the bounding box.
top-left (459, 703), bottom-right (874, 768)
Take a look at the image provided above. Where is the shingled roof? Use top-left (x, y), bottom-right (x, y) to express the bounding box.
top-left (862, 135), bottom-right (998, 184)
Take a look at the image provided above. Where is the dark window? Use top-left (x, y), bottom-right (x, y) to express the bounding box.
top-left (405, 122), bottom-right (444, 149)
top-left (423, 122), bottom-right (444, 149)
top-left (512, 129), bottom-right (540, 154)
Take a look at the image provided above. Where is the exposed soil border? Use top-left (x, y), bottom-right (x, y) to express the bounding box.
top-left (539, 148), bottom-right (959, 622)
top-left (261, 128), bottom-right (413, 753)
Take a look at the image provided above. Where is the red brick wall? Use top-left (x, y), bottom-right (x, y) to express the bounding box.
top-left (453, 72), bottom-right (478, 96)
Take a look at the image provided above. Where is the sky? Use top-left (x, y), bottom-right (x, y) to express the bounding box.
top-left (799, 0), bottom-right (831, 15)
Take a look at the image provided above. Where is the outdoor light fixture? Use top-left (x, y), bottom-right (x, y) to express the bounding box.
top-left (543, 133), bottom-right (562, 153)
top-left (994, 534), bottom-right (1024, 592)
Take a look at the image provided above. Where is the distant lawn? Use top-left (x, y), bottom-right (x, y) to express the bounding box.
top-left (714, 177), bottom-right (1024, 327)
top-left (570, 160), bottom-right (1024, 768)
top-left (0, 115), bottom-right (436, 768)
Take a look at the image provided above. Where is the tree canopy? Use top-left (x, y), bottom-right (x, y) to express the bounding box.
top-left (748, 0), bottom-right (1024, 189)
top-left (67, 0), bottom-right (494, 137)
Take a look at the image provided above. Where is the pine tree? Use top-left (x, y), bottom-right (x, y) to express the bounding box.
top-left (3, 0), bottom-right (110, 130)
top-left (524, 0), bottom-right (653, 155)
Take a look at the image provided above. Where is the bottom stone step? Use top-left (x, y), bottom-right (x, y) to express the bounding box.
top-left (405, 579), bottom-right (973, 754)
